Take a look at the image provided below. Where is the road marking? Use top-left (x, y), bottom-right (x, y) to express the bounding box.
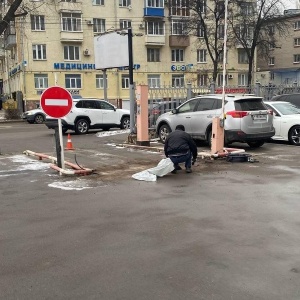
top-left (45, 99), bottom-right (68, 106)
top-left (0, 125), bottom-right (12, 128)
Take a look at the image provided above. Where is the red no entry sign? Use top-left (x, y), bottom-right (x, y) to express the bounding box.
top-left (40, 86), bottom-right (73, 118)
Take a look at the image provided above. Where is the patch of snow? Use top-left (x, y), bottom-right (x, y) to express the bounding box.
top-left (48, 178), bottom-right (102, 190)
top-left (96, 129), bottom-right (129, 137)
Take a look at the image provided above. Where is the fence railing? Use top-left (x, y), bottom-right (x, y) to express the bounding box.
top-left (146, 82), bottom-right (300, 127)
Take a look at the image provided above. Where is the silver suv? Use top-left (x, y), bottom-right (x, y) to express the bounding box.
top-left (45, 98), bottom-right (130, 134)
top-left (155, 94), bottom-right (275, 148)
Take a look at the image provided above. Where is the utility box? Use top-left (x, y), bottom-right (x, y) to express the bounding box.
top-left (136, 85), bottom-right (150, 146)
top-left (211, 117), bottom-right (225, 154)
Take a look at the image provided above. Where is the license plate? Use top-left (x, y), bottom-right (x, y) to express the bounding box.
top-left (253, 114), bottom-right (267, 120)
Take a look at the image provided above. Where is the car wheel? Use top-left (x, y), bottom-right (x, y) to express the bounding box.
top-left (34, 114), bottom-right (45, 124)
top-left (121, 116), bottom-right (130, 129)
top-left (158, 124), bottom-right (171, 143)
top-left (75, 119), bottom-right (89, 134)
top-left (247, 141), bottom-right (265, 148)
top-left (288, 125), bottom-right (300, 145)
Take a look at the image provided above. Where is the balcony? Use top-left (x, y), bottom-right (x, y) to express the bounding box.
top-left (169, 35), bottom-right (190, 47)
top-left (60, 31), bottom-right (83, 42)
top-left (4, 34), bottom-right (16, 50)
top-left (145, 35), bottom-right (166, 46)
top-left (144, 7), bottom-right (164, 17)
top-left (58, 0), bottom-right (82, 12)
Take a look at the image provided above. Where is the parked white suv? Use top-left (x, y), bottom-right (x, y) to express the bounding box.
top-left (45, 98), bottom-right (130, 134)
top-left (155, 94), bottom-right (275, 148)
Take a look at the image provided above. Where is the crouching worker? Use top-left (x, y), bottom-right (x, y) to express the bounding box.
top-left (164, 124), bottom-right (198, 174)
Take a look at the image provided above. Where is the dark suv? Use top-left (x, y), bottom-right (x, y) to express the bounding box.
top-left (272, 94), bottom-right (300, 108)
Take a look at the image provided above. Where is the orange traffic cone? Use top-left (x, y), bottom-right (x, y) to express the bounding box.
top-left (65, 134), bottom-right (75, 150)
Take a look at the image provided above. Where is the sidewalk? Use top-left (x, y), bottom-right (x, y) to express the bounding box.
top-left (0, 109), bottom-right (23, 123)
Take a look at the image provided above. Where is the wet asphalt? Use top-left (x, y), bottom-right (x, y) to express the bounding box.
top-left (0, 121), bottom-right (300, 299)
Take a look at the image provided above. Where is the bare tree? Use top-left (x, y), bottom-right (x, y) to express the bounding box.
top-left (182, 0), bottom-right (230, 83)
top-left (0, 0), bottom-right (24, 35)
top-left (229, 0), bottom-right (289, 85)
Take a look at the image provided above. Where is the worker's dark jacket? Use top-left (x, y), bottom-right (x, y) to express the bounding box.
top-left (164, 130), bottom-right (198, 159)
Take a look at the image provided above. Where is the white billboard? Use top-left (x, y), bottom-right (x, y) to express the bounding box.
top-left (94, 31), bottom-right (129, 70)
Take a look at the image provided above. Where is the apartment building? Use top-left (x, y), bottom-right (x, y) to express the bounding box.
top-left (257, 10), bottom-right (300, 85)
top-left (0, 0), bottom-right (252, 111)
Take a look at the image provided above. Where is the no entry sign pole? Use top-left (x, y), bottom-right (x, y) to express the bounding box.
top-left (40, 86), bottom-right (73, 172)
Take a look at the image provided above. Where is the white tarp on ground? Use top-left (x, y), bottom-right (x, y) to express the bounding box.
top-left (132, 158), bottom-right (174, 182)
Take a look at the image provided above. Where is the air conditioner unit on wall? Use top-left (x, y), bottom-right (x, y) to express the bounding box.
top-left (87, 20), bottom-right (93, 25)
top-left (83, 49), bottom-right (90, 56)
top-left (139, 23), bottom-right (145, 29)
top-left (228, 74), bottom-right (233, 79)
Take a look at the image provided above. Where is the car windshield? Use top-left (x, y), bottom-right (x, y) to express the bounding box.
top-left (271, 102), bottom-right (300, 115)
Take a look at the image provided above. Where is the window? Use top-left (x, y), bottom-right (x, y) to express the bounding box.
top-left (217, 1), bottom-right (225, 18)
top-left (269, 57), bottom-right (275, 65)
top-left (147, 21), bottom-right (164, 35)
top-left (147, 0), bottom-right (163, 7)
top-left (61, 13), bottom-right (82, 32)
top-left (93, 18), bottom-right (105, 33)
top-left (199, 0), bottom-right (206, 14)
top-left (178, 98), bottom-right (198, 113)
top-left (238, 74), bottom-right (248, 86)
top-left (238, 49), bottom-right (249, 63)
top-left (96, 74), bottom-right (107, 89)
top-left (218, 24), bottom-right (224, 39)
top-left (196, 98), bottom-right (216, 111)
top-left (30, 15), bottom-right (45, 31)
top-left (64, 45), bottom-right (80, 60)
top-left (122, 75), bottom-right (130, 88)
top-left (217, 74), bottom-right (227, 86)
top-left (171, 20), bottom-right (185, 35)
top-left (270, 72), bottom-right (275, 81)
top-left (120, 19), bottom-right (131, 29)
top-left (218, 50), bottom-right (224, 63)
top-left (147, 48), bottom-right (160, 62)
top-left (294, 54), bottom-right (300, 63)
top-left (295, 38), bottom-right (300, 46)
top-left (65, 74), bottom-right (81, 88)
top-left (197, 74), bottom-right (208, 86)
top-left (197, 24), bottom-right (204, 38)
top-left (268, 25), bottom-right (275, 35)
top-left (240, 3), bottom-right (253, 15)
top-left (32, 44), bottom-right (46, 60)
top-left (170, 0), bottom-right (190, 16)
top-left (237, 25), bottom-right (253, 39)
top-left (197, 49), bottom-right (207, 63)
top-left (172, 49), bottom-right (184, 62)
top-left (148, 75), bottom-right (161, 88)
top-left (93, 0), bottom-right (104, 5)
top-left (172, 74), bottom-right (184, 87)
top-left (34, 74), bottom-right (48, 89)
top-left (295, 21), bottom-right (300, 30)
top-left (119, 0), bottom-right (131, 7)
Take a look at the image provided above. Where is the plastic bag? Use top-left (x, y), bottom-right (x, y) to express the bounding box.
top-left (132, 158), bottom-right (174, 181)
top-left (132, 170), bottom-right (157, 182)
top-left (147, 158), bottom-right (174, 177)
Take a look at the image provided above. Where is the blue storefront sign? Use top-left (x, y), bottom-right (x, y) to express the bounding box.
top-left (171, 64), bottom-right (193, 71)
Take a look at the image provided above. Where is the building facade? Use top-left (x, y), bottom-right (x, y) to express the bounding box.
top-left (257, 10), bottom-right (300, 86)
top-left (0, 0), bottom-right (253, 111)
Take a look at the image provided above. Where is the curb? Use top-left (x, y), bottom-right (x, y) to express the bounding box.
top-left (23, 150), bottom-right (95, 176)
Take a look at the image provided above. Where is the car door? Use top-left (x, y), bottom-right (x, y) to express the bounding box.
top-left (190, 98), bottom-right (221, 137)
top-left (172, 98), bottom-right (200, 134)
top-left (100, 101), bottom-right (119, 124)
top-left (82, 100), bottom-right (102, 125)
